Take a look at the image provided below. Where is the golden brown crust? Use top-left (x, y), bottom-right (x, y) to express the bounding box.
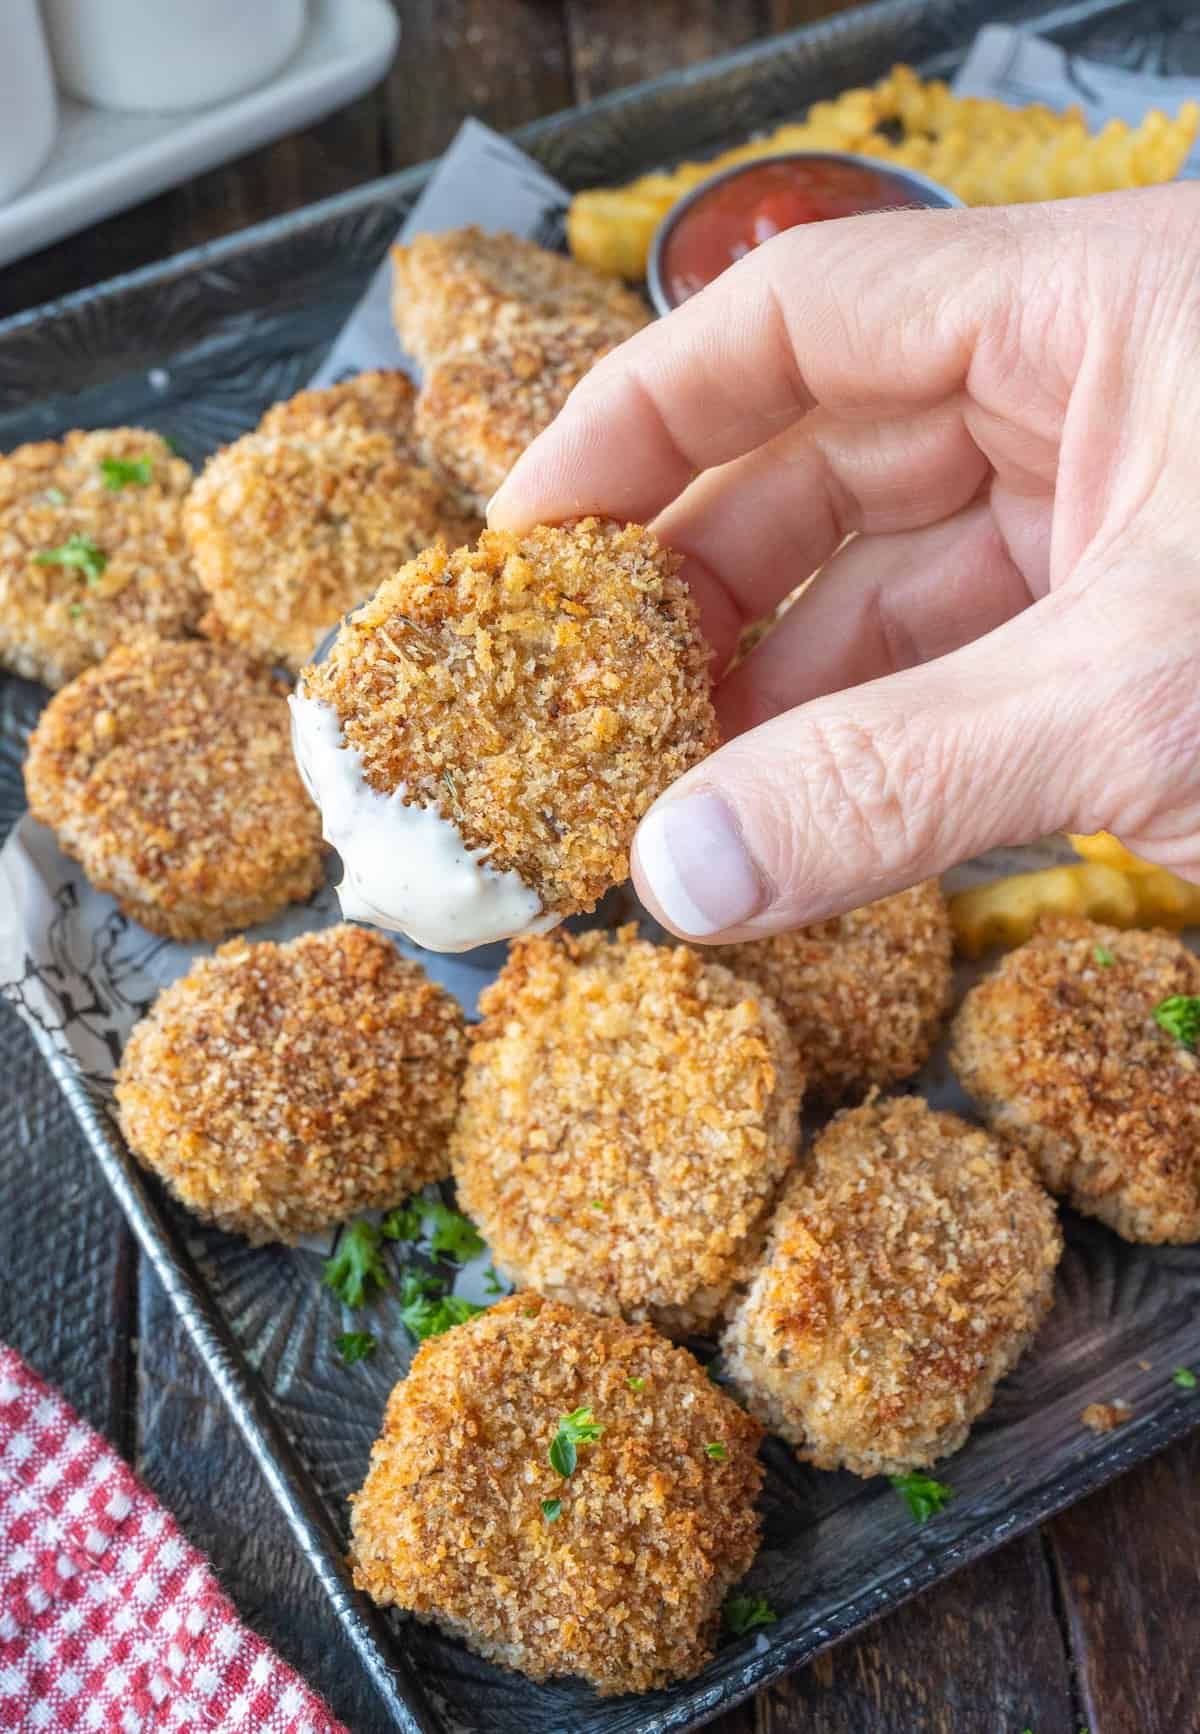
top-left (709, 882), bottom-right (954, 1102)
top-left (950, 917), bottom-right (1200, 1243)
top-left (301, 520), bottom-right (717, 918)
top-left (184, 375), bottom-right (480, 674)
top-left (116, 924), bottom-right (467, 1243)
top-left (23, 635), bottom-right (324, 941)
top-left (0, 428), bottom-right (203, 688)
top-left (721, 1096), bottom-right (1062, 1476)
top-left (349, 1293), bottom-right (763, 1694)
top-left (450, 926), bottom-right (803, 1332)
top-left (391, 229), bottom-right (648, 510)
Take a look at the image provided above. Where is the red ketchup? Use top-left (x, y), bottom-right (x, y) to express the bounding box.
top-left (660, 157), bottom-right (926, 306)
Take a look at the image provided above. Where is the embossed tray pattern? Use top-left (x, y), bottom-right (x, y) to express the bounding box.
top-left (3, 3), bottom-right (1200, 1731)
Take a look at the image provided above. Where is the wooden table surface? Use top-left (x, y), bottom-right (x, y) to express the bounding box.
top-left (2, 4), bottom-right (1198, 1731)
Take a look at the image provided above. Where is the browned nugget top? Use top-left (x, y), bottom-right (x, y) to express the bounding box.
top-left (450, 926), bottom-right (803, 1332)
top-left (951, 917), bottom-right (1200, 1243)
top-left (721, 1096), bottom-right (1061, 1476)
top-left (24, 635), bottom-right (324, 941)
top-left (349, 1293), bottom-right (764, 1695)
top-left (0, 428), bottom-right (202, 688)
top-left (301, 520), bottom-right (717, 919)
top-left (391, 229), bottom-right (648, 510)
top-left (116, 924), bottom-right (467, 1244)
top-left (183, 373), bottom-right (480, 673)
top-left (709, 882), bottom-right (953, 1102)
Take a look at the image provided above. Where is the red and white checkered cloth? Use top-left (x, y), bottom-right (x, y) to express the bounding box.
top-left (0, 1344), bottom-right (349, 1734)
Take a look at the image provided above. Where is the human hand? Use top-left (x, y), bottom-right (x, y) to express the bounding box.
top-left (488, 186), bottom-right (1200, 941)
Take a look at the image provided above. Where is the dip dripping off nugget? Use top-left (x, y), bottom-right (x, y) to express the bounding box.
top-left (24, 635), bottom-right (323, 941)
top-left (0, 427), bottom-right (203, 688)
top-left (450, 926), bottom-right (803, 1332)
top-left (721, 1096), bottom-right (1061, 1477)
top-left (183, 372), bottom-right (480, 674)
top-left (350, 1294), bottom-right (764, 1695)
top-left (116, 924), bottom-right (467, 1244)
top-left (391, 227), bottom-right (650, 511)
top-left (292, 520), bottom-right (718, 951)
top-left (952, 917), bottom-right (1200, 1243)
top-left (708, 881), bottom-right (953, 1103)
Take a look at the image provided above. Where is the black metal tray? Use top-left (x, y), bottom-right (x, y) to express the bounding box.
top-left (3, 3), bottom-right (1200, 1731)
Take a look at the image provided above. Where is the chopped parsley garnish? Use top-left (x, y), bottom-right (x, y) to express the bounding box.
top-left (705, 1442), bottom-right (729, 1462)
top-left (590, 1199), bottom-right (608, 1212)
top-left (626, 1376), bottom-right (645, 1392)
top-left (323, 1219), bottom-right (389, 1308)
top-left (397, 1270), bottom-right (484, 1341)
top-left (68, 603), bottom-right (83, 619)
top-left (33, 532), bottom-right (106, 583)
top-left (1173, 1366), bottom-right (1197, 1391)
top-left (100, 455), bottom-right (153, 490)
top-left (424, 1199), bottom-right (484, 1264)
top-left (380, 1202), bottom-right (423, 1241)
top-left (1093, 943), bottom-right (1115, 967)
top-left (891, 1471), bottom-right (954, 1522)
top-left (1154, 995), bottom-right (1200, 1050)
top-left (549, 1405), bottom-right (603, 1477)
top-left (541, 1498), bottom-right (562, 1523)
top-left (483, 1266), bottom-right (506, 1295)
top-left (44, 487), bottom-right (66, 506)
top-left (723, 1594), bottom-right (776, 1636)
top-left (335, 1331), bottom-right (377, 1364)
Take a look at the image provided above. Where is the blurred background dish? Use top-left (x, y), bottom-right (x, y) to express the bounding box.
top-left (0, 0), bottom-right (58, 207)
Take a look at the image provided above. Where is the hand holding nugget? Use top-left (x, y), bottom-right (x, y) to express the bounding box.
top-left (491, 188), bottom-right (1200, 937)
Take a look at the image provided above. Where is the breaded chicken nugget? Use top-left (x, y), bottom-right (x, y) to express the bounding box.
top-left (450, 926), bottom-right (803, 1332)
top-left (0, 427), bottom-right (202, 688)
top-left (183, 372), bottom-right (479, 673)
top-left (24, 635), bottom-right (323, 940)
top-left (951, 918), bottom-right (1200, 1242)
top-left (116, 924), bottom-right (467, 1244)
top-left (294, 520), bottom-right (717, 945)
top-left (350, 1293), bottom-right (763, 1694)
top-left (708, 882), bottom-right (954, 1102)
top-left (722, 1096), bottom-right (1061, 1476)
top-left (391, 229), bottom-right (649, 510)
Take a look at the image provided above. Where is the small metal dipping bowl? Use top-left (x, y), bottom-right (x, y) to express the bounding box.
top-left (647, 150), bottom-right (964, 317)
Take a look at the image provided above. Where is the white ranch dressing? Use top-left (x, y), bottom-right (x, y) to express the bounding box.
top-left (289, 692), bottom-right (560, 953)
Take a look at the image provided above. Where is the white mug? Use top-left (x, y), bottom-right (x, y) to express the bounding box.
top-left (0, 0), bottom-right (58, 206)
top-left (43, 0), bottom-right (307, 113)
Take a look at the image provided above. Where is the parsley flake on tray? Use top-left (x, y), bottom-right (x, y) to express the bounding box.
top-left (335, 1331), bottom-right (377, 1365)
top-left (723, 1594), bottom-right (776, 1636)
top-left (323, 1219), bottom-right (389, 1308)
top-left (891, 1471), bottom-right (954, 1522)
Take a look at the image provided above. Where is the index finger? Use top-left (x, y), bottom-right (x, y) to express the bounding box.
top-left (487, 203), bottom-right (1010, 532)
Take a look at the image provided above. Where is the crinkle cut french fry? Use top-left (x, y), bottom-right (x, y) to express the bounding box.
top-left (1068, 831), bottom-right (1159, 876)
top-left (1131, 867), bottom-right (1200, 929)
top-left (948, 863), bottom-right (1140, 958)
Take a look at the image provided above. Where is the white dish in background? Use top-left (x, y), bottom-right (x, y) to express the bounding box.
top-left (0, 0), bottom-right (398, 276)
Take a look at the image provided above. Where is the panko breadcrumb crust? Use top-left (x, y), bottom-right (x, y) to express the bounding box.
top-left (349, 1294), bottom-right (763, 1695)
top-left (23, 635), bottom-right (324, 941)
top-left (0, 428), bottom-right (203, 688)
top-left (951, 917), bottom-right (1200, 1243)
top-left (709, 881), bottom-right (953, 1102)
top-left (450, 926), bottom-right (804, 1333)
top-left (116, 924), bottom-right (467, 1244)
top-left (183, 372), bottom-right (480, 673)
top-left (391, 228), bottom-right (649, 511)
top-left (301, 520), bottom-right (717, 919)
top-left (721, 1096), bottom-right (1062, 1476)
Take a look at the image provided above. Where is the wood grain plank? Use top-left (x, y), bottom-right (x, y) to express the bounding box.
top-left (709, 1535), bottom-right (1077, 1734)
top-left (564, 0), bottom-right (763, 105)
top-left (1049, 1434), bottom-right (1200, 1734)
top-left (764, 0), bottom-right (872, 34)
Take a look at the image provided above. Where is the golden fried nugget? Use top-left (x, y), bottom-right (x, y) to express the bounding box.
top-left (24, 635), bottom-right (323, 940)
top-left (184, 373), bottom-right (479, 673)
top-left (392, 229), bottom-right (648, 510)
top-left (0, 428), bottom-right (202, 688)
top-left (951, 918), bottom-right (1200, 1243)
top-left (350, 1294), bottom-right (763, 1694)
top-left (722, 1096), bottom-right (1061, 1477)
top-left (708, 882), bottom-right (953, 1102)
top-left (450, 926), bottom-right (803, 1333)
top-left (116, 924), bottom-right (467, 1243)
top-left (300, 520), bottom-right (717, 925)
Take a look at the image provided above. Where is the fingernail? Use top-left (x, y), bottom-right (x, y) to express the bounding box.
top-left (636, 791), bottom-right (765, 937)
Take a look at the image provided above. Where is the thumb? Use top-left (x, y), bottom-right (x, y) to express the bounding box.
top-left (631, 599), bottom-right (1101, 941)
